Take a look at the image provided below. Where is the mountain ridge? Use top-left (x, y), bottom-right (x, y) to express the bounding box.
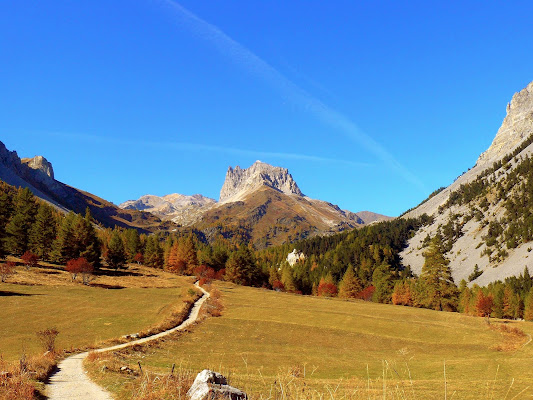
top-left (401, 80), bottom-right (533, 285)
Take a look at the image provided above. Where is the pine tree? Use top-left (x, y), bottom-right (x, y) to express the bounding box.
top-left (29, 203), bottom-right (57, 260)
top-left (124, 229), bottom-right (142, 263)
top-left (524, 287), bottom-right (533, 321)
top-left (338, 265), bottom-right (363, 298)
top-left (0, 191), bottom-right (13, 259)
top-left (5, 188), bottom-right (38, 255)
top-left (372, 264), bottom-right (394, 303)
top-left (419, 235), bottom-right (458, 311)
top-left (51, 212), bottom-right (76, 263)
top-left (225, 246), bottom-right (256, 286)
top-left (144, 235), bottom-right (163, 268)
top-left (281, 265), bottom-right (297, 292)
top-left (76, 211), bottom-right (101, 267)
top-left (106, 231), bottom-right (126, 269)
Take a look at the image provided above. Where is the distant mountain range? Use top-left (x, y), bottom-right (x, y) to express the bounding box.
top-left (120, 160), bottom-right (392, 248)
top-left (0, 142), bottom-right (391, 247)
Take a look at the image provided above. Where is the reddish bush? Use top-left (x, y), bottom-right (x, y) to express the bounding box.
top-left (317, 281), bottom-right (338, 297)
top-left (215, 268), bottom-right (226, 281)
top-left (476, 291), bottom-right (494, 318)
top-left (133, 252), bottom-right (144, 264)
top-left (21, 251), bottom-right (38, 270)
top-left (272, 280), bottom-right (285, 292)
top-left (0, 261), bottom-right (15, 282)
top-left (194, 265), bottom-right (216, 285)
top-left (355, 286), bottom-right (375, 301)
top-left (66, 257), bottom-right (94, 284)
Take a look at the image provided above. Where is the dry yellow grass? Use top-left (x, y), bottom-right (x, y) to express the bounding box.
top-left (87, 282), bottom-right (533, 399)
top-left (0, 262), bottom-right (196, 361)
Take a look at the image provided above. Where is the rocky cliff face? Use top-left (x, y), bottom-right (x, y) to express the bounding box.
top-left (401, 80), bottom-right (533, 286)
top-left (477, 81), bottom-right (533, 166)
top-left (22, 155), bottom-right (54, 180)
top-left (219, 161), bottom-right (303, 203)
top-left (120, 193), bottom-right (216, 225)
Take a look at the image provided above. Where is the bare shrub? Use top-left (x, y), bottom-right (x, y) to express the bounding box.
top-left (36, 327), bottom-right (59, 353)
top-left (0, 261), bottom-right (15, 282)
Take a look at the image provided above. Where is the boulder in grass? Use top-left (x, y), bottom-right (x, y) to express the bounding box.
top-left (188, 370), bottom-right (247, 400)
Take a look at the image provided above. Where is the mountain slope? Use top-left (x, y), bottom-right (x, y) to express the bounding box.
top-left (0, 141), bottom-right (167, 232)
top-left (401, 80), bottom-right (533, 285)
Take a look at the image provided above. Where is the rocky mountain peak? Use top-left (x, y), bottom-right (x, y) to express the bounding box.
top-left (22, 155), bottom-right (54, 179)
top-left (477, 80), bottom-right (533, 166)
top-left (219, 161), bottom-right (304, 203)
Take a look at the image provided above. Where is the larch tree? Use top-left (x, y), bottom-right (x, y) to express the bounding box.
top-left (419, 235), bottom-right (458, 311)
top-left (338, 264), bottom-right (362, 298)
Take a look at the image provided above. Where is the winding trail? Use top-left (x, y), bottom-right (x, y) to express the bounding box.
top-left (46, 283), bottom-right (210, 400)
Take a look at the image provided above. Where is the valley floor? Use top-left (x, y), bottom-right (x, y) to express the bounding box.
top-left (86, 282), bottom-right (533, 399)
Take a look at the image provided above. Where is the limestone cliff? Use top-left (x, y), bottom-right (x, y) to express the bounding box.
top-left (219, 161), bottom-right (303, 203)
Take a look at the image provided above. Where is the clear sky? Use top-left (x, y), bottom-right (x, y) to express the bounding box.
top-left (1, 1), bottom-right (533, 216)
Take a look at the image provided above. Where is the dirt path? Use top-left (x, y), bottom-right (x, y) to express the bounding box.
top-left (46, 283), bottom-right (210, 400)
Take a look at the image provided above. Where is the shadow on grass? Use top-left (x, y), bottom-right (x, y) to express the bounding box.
top-left (0, 290), bottom-right (38, 296)
top-left (93, 268), bottom-right (142, 278)
top-left (90, 283), bottom-right (125, 290)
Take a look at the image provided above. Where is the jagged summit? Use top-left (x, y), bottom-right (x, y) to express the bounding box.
top-left (219, 161), bottom-right (303, 203)
top-left (22, 155), bottom-right (54, 180)
top-left (477, 81), bottom-right (533, 166)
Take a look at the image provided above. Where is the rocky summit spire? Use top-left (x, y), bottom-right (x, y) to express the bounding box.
top-left (219, 161), bottom-right (304, 203)
top-left (477, 81), bottom-right (533, 166)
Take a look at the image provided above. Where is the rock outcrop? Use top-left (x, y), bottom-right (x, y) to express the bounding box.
top-left (477, 81), bottom-right (533, 166)
top-left (187, 370), bottom-right (247, 400)
top-left (22, 155), bottom-right (54, 179)
top-left (219, 161), bottom-right (303, 203)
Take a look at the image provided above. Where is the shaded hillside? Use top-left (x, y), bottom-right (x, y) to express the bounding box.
top-left (0, 141), bottom-right (168, 233)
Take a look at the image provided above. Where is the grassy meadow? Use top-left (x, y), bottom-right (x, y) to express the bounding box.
top-left (0, 261), bottom-right (196, 361)
top-left (87, 282), bottom-right (533, 399)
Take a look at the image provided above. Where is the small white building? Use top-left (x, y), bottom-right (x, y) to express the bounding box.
top-left (286, 249), bottom-right (305, 266)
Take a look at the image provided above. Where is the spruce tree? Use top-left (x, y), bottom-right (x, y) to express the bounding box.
top-left (124, 229), bottom-right (142, 262)
top-left (52, 212), bottom-right (76, 263)
top-left (144, 235), bottom-right (163, 268)
top-left (419, 235), bottom-right (458, 311)
top-left (5, 188), bottom-right (38, 255)
top-left (0, 191), bottom-right (13, 259)
top-left (225, 247), bottom-right (256, 286)
top-left (339, 264), bottom-right (363, 298)
top-left (76, 211), bottom-right (101, 267)
top-left (524, 287), bottom-right (533, 321)
top-left (29, 203), bottom-right (57, 260)
top-left (106, 231), bottom-right (126, 269)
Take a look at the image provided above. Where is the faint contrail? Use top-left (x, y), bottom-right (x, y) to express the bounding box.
top-left (156, 0), bottom-right (425, 191)
top-left (44, 131), bottom-right (368, 168)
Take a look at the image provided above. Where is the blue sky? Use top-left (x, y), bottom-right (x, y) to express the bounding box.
top-left (1, 1), bottom-right (532, 216)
